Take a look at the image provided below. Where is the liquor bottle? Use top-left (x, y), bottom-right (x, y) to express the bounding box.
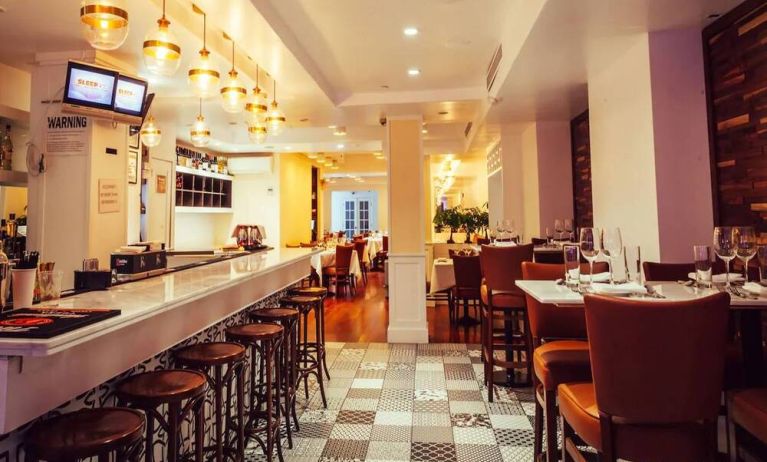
top-left (211, 156), bottom-right (218, 173)
top-left (0, 241), bottom-right (8, 311)
top-left (0, 125), bottom-right (12, 171)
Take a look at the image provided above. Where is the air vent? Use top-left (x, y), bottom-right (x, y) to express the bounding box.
top-left (486, 44), bottom-right (503, 92)
top-left (464, 121), bottom-right (473, 138)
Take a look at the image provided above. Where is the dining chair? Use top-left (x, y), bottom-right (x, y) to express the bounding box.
top-left (374, 236), bottom-right (389, 271)
top-left (479, 243), bottom-right (534, 399)
top-left (322, 245), bottom-right (356, 296)
top-left (476, 237), bottom-right (491, 245)
top-left (560, 292), bottom-right (730, 462)
top-left (451, 254), bottom-right (483, 326)
top-left (521, 261), bottom-right (607, 462)
top-left (353, 239), bottom-right (368, 286)
top-left (531, 237), bottom-right (548, 246)
top-left (642, 262), bottom-right (696, 281)
top-left (728, 388), bottom-right (767, 461)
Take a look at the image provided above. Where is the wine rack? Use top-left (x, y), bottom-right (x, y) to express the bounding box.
top-left (175, 165), bottom-right (233, 213)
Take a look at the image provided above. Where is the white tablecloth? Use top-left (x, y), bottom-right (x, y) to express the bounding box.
top-left (310, 249), bottom-right (362, 283)
top-left (366, 237), bottom-right (383, 262)
top-left (430, 259), bottom-right (455, 294)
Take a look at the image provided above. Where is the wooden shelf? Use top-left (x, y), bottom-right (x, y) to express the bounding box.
top-left (0, 170), bottom-right (28, 187)
top-left (174, 166), bottom-right (233, 210)
top-left (175, 206), bottom-right (233, 214)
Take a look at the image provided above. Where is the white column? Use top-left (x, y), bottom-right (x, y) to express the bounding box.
top-left (386, 116), bottom-right (428, 343)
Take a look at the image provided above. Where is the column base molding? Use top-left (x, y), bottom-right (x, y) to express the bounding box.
top-left (386, 253), bottom-right (428, 343)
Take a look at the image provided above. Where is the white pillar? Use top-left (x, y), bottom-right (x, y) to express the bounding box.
top-left (386, 116), bottom-right (428, 343)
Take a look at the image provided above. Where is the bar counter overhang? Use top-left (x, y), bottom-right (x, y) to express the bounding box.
top-left (0, 247), bottom-right (319, 434)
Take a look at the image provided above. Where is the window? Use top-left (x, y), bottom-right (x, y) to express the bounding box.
top-left (358, 200), bottom-right (370, 233)
top-left (344, 200), bottom-right (356, 237)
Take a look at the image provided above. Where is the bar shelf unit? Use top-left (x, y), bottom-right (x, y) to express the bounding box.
top-left (174, 165), bottom-right (233, 213)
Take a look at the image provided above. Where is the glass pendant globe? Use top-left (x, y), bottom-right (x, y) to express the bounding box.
top-left (190, 115), bottom-right (211, 147)
top-left (244, 87), bottom-right (268, 125)
top-left (80, 0), bottom-right (129, 50)
top-left (140, 116), bottom-right (162, 148)
top-left (220, 70), bottom-right (247, 113)
top-left (143, 18), bottom-right (181, 76)
top-left (265, 101), bottom-right (286, 136)
top-left (188, 49), bottom-right (220, 98)
top-left (248, 122), bottom-right (267, 144)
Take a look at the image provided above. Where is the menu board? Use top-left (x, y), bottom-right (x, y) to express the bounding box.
top-left (64, 63), bottom-right (117, 110)
top-left (114, 76), bottom-right (147, 116)
top-left (0, 308), bottom-right (121, 338)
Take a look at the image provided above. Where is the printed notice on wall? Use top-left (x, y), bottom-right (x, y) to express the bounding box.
top-left (98, 178), bottom-right (120, 213)
top-left (45, 115), bottom-right (88, 156)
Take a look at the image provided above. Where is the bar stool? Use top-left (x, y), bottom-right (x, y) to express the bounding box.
top-left (24, 408), bottom-right (145, 462)
top-left (281, 294), bottom-right (328, 407)
top-left (250, 307), bottom-right (300, 448)
top-left (226, 323), bottom-right (284, 462)
top-left (175, 342), bottom-right (247, 462)
top-left (288, 286), bottom-right (330, 379)
top-left (117, 369), bottom-right (208, 462)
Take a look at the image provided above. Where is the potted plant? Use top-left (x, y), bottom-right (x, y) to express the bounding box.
top-left (432, 206), bottom-right (446, 234)
top-left (443, 206), bottom-right (464, 243)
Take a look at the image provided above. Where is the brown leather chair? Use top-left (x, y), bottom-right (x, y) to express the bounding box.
top-left (323, 245), bottom-right (356, 296)
top-left (531, 237), bottom-right (549, 246)
top-left (560, 292), bottom-right (730, 462)
top-left (642, 262), bottom-right (696, 281)
top-left (353, 239), bottom-right (368, 286)
top-left (451, 254), bottom-right (482, 325)
top-left (728, 388), bottom-right (767, 461)
top-left (374, 236), bottom-right (389, 270)
top-left (479, 243), bottom-right (534, 398)
top-left (476, 237), bottom-right (491, 245)
top-left (522, 261), bottom-right (606, 462)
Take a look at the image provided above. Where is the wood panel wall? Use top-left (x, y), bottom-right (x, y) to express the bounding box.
top-left (705, 0), bottom-right (767, 233)
top-left (570, 110), bottom-right (593, 228)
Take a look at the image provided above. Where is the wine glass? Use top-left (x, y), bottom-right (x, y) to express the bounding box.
top-left (600, 228), bottom-right (623, 284)
top-left (545, 227), bottom-right (553, 246)
top-left (734, 226), bottom-right (757, 283)
top-left (554, 219), bottom-right (564, 241)
top-left (579, 228), bottom-right (600, 286)
top-left (504, 219), bottom-right (514, 240)
top-left (713, 227), bottom-right (736, 288)
top-left (564, 219), bottom-right (574, 242)
top-left (495, 220), bottom-right (503, 241)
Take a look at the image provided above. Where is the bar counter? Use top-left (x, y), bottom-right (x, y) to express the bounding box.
top-left (0, 247), bottom-right (319, 434)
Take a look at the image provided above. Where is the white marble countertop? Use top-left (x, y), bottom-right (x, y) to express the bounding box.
top-left (516, 280), bottom-right (767, 309)
top-left (0, 247), bottom-right (320, 357)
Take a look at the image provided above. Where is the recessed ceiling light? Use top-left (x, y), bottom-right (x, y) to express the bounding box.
top-left (337, 144), bottom-right (345, 149)
top-left (328, 125), bottom-right (337, 129)
top-left (403, 27), bottom-right (419, 37)
top-left (284, 146), bottom-right (292, 150)
top-left (407, 68), bottom-right (421, 77)
top-left (333, 126), bottom-right (347, 136)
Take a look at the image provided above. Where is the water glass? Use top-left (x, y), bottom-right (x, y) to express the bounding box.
top-left (563, 245), bottom-right (580, 287)
top-left (564, 219), bottom-right (574, 241)
top-left (624, 245), bottom-right (642, 284)
top-left (757, 245), bottom-right (767, 286)
top-left (713, 226), bottom-right (736, 288)
top-left (600, 227), bottom-right (623, 284)
top-left (579, 227), bottom-right (599, 286)
top-left (693, 245), bottom-right (712, 288)
top-left (734, 226), bottom-right (757, 283)
top-left (545, 227), bottom-right (553, 245)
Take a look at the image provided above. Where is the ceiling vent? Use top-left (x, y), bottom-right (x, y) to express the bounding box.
top-left (486, 44), bottom-right (503, 92)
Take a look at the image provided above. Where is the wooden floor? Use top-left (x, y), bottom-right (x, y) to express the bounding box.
top-left (310, 270), bottom-right (481, 344)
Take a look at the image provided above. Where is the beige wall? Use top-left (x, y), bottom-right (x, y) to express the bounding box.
top-left (387, 117), bottom-right (424, 253)
top-left (279, 153), bottom-right (316, 247)
top-left (1, 187), bottom-right (27, 219)
top-left (228, 171), bottom-right (280, 248)
top-left (521, 123), bottom-right (540, 240)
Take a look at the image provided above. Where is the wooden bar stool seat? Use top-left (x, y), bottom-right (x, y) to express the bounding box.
top-left (117, 370), bottom-right (207, 462)
top-left (176, 342), bottom-right (247, 462)
top-left (281, 295), bottom-right (328, 407)
top-left (250, 308), bottom-right (300, 448)
top-left (24, 408), bottom-right (145, 462)
top-left (225, 323), bottom-right (285, 462)
top-left (289, 286), bottom-right (328, 298)
top-left (286, 288), bottom-right (330, 379)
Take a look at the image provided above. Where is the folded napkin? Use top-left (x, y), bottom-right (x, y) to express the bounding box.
top-left (435, 258), bottom-right (451, 264)
top-left (494, 241), bottom-right (517, 247)
top-left (687, 272), bottom-right (744, 283)
top-left (743, 282), bottom-right (766, 295)
top-left (580, 272), bottom-right (610, 283)
top-left (591, 282), bottom-right (648, 296)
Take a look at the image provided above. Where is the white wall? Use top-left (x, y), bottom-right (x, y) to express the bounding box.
top-left (521, 123), bottom-right (540, 240)
top-left (323, 181), bottom-right (388, 234)
top-left (228, 173), bottom-right (280, 248)
top-left (535, 121), bottom-right (574, 237)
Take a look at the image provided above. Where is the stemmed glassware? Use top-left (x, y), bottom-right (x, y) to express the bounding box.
top-left (579, 228), bottom-right (600, 286)
top-left (496, 220), bottom-right (503, 241)
top-left (734, 226), bottom-right (757, 283)
top-left (564, 219), bottom-right (574, 242)
top-left (546, 227), bottom-right (553, 246)
top-left (713, 226), bottom-right (736, 289)
top-left (504, 219), bottom-right (515, 240)
top-left (600, 227), bottom-right (623, 284)
top-left (554, 219), bottom-right (564, 241)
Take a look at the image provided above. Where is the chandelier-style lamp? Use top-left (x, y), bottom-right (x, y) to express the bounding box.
top-left (220, 34), bottom-right (247, 113)
top-left (264, 80), bottom-right (286, 136)
top-left (245, 65), bottom-right (268, 125)
top-left (140, 115), bottom-right (162, 147)
top-left (143, 0), bottom-right (181, 76)
top-left (190, 99), bottom-right (211, 147)
top-left (80, 0), bottom-right (129, 50)
top-left (188, 5), bottom-right (220, 98)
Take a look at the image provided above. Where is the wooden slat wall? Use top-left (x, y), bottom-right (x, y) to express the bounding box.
top-left (705, 0), bottom-right (767, 233)
top-left (570, 110), bottom-right (593, 228)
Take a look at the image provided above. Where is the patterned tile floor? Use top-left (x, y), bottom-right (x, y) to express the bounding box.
top-left (246, 342), bottom-right (536, 462)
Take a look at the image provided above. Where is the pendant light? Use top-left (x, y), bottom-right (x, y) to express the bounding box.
top-left (220, 34), bottom-right (247, 113)
top-left (80, 0), bottom-right (129, 50)
top-left (248, 121), bottom-right (267, 144)
top-left (245, 65), bottom-right (268, 125)
top-left (143, 0), bottom-right (181, 76)
top-left (140, 115), bottom-right (162, 148)
top-left (188, 5), bottom-right (219, 98)
top-left (265, 80), bottom-right (286, 136)
top-left (190, 99), bottom-right (211, 147)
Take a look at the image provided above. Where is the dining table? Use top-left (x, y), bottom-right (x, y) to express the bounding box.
top-left (310, 248), bottom-right (362, 284)
top-left (516, 279), bottom-right (767, 386)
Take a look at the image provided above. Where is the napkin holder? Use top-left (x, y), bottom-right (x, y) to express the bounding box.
top-left (74, 270), bottom-right (112, 291)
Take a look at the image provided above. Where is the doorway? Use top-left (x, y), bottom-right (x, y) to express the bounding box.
top-left (331, 190), bottom-right (378, 235)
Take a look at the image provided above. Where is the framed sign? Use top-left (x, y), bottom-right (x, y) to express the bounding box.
top-left (128, 126), bottom-right (140, 149)
top-left (156, 174), bottom-right (167, 194)
top-left (98, 179), bottom-right (120, 213)
top-left (127, 149), bottom-right (139, 184)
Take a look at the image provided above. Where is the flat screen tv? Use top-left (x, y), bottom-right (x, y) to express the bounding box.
top-left (113, 74), bottom-right (148, 124)
top-left (62, 61), bottom-right (118, 116)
